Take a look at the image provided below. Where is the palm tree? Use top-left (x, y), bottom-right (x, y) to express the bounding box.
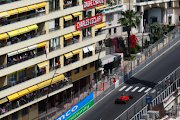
top-left (119, 10), bottom-right (141, 57)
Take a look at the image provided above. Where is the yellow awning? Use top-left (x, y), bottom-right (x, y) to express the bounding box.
top-left (28, 85), bottom-right (39, 92)
top-left (0, 33), bottom-right (9, 40)
top-left (36, 2), bottom-right (47, 8)
top-left (37, 42), bottom-right (46, 48)
top-left (7, 93), bottom-right (19, 101)
top-left (64, 33), bottom-right (73, 40)
top-left (64, 52), bottom-right (73, 59)
top-left (96, 5), bottom-right (107, 10)
top-left (37, 61), bottom-right (48, 69)
top-left (18, 47), bottom-right (28, 54)
top-left (27, 24), bottom-right (38, 31)
top-left (52, 74), bottom-right (65, 84)
top-left (0, 12), bottom-right (10, 18)
top-left (7, 30), bottom-right (20, 38)
top-left (72, 49), bottom-right (81, 55)
top-left (27, 4), bottom-right (38, 11)
top-left (17, 27), bottom-right (30, 34)
top-left (7, 9), bottom-right (18, 16)
top-left (0, 97), bottom-right (8, 105)
top-left (37, 79), bottom-right (52, 89)
top-left (95, 22), bottom-right (106, 29)
top-left (72, 31), bottom-right (81, 36)
top-left (64, 15), bottom-right (73, 21)
top-left (17, 7), bottom-right (29, 13)
top-left (72, 12), bottom-right (81, 17)
top-left (18, 89), bottom-right (30, 97)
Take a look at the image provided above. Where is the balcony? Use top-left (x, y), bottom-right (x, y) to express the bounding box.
top-left (64, 57), bottom-right (80, 66)
top-left (0, 11), bottom-right (46, 27)
top-left (0, 50), bottom-right (106, 100)
top-left (0, 26), bottom-right (60, 49)
top-left (0, 51), bottom-right (45, 70)
top-left (0, 79), bottom-right (72, 118)
top-left (64, 39), bottom-right (79, 47)
top-left (49, 45), bottom-right (61, 52)
top-left (64, 21), bottom-right (74, 28)
top-left (102, 5), bottom-right (123, 14)
top-left (63, 1), bottom-right (79, 9)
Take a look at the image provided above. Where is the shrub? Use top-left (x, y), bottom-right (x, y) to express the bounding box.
top-left (135, 44), bottom-right (142, 51)
top-left (130, 47), bottom-right (138, 54)
top-left (167, 24), bottom-right (176, 32)
top-left (104, 38), bottom-right (111, 47)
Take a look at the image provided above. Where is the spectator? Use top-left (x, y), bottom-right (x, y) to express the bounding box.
top-left (1, 106), bottom-right (5, 114)
top-left (88, 31), bottom-right (92, 36)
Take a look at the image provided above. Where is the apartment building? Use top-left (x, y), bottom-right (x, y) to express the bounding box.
top-left (0, 0), bottom-right (107, 119)
top-left (132, 0), bottom-right (180, 32)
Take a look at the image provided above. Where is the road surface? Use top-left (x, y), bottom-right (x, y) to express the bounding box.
top-left (77, 39), bottom-right (180, 120)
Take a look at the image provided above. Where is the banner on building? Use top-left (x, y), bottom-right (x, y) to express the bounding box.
top-left (55, 92), bottom-right (93, 120)
top-left (75, 14), bottom-right (103, 30)
top-left (66, 99), bottom-right (94, 120)
top-left (83, 0), bottom-right (105, 9)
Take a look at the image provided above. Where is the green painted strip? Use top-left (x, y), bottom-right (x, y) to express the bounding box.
top-left (66, 99), bottom-right (94, 120)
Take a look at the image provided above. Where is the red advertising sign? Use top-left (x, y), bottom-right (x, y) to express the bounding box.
top-left (75, 14), bottom-right (103, 30)
top-left (83, 0), bottom-right (105, 9)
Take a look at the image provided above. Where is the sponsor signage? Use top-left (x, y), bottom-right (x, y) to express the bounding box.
top-left (67, 99), bottom-right (94, 120)
top-left (83, 0), bottom-right (105, 9)
top-left (55, 92), bottom-right (93, 120)
top-left (75, 14), bottom-right (103, 30)
top-left (146, 95), bottom-right (152, 103)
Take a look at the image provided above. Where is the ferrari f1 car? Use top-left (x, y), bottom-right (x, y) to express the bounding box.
top-left (115, 94), bottom-right (133, 104)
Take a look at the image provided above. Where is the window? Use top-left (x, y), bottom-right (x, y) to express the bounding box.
top-left (168, 1), bottom-right (172, 7)
top-left (67, 71), bottom-right (71, 77)
top-left (123, 26), bottom-right (128, 32)
top-left (137, 6), bottom-right (141, 12)
top-left (12, 112), bottom-right (18, 120)
top-left (114, 28), bottom-right (116, 33)
top-left (108, 14), bottom-right (112, 23)
top-left (179, 16), bottom-right (180, 22)
top-left (22, 108), bottom-right (28, 116)
top-left (109, 29), bottom-right (111, 35)
top-left (168, 16), bottom-right (172, 24)
top-left (75, 68), bottom-right (79, 74)
top-left (179, 0), bottom-right (180, 6)
top-left (90, 62), bottom-right (94, 68)
top-left (83, 65), bottom-right (87, 71)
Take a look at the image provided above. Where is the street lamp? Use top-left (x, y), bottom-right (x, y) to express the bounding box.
top-left (142, 19), bottom-right (146, 52)
top-left (46, 68), bottom-right (58, 118)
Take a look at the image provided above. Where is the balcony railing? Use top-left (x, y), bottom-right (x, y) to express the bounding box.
top-left (95, 30), bottom-right (105, 36)
top-left (0, 0), bottom-right (21, 5)
top-left (82, 35), bottom-right (92, 41)
top-left (64, 21), bottom-right (74, 28)
top-left (0, 26), bottom-right (61, 49)
top-left (64, 57), bottom-right (79, 66)
top-left (0, 51), bottom-right (45, 70)
top-left (64, 39), bottom-right (79, 47)
top-left (0, 78), bottom-right (72, 116)
top-left (63, 2), bottom-right (79, 9)
top-left (83, 52), bottom-right (93, 58)
top-left (49, 26), bottom-right (60, 33)
top-left (49, 7), bottom-right (60, 13)
top-left (49, 64), bottom-right (61, 72)
top-left (49, 45), bottom-right (61, 52)
top-left (0, 12), bottom-right (46, 27)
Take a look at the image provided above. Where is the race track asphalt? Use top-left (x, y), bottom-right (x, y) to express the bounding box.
top-left (77, 39), bottom-right (180, 120)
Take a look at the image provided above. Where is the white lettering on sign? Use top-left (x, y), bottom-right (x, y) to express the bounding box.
top-left (57, 105), bottom-right (78, 120)
top-left (83, 0), bottom-right (104, 9)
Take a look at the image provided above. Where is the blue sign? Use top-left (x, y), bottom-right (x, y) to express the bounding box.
top-left (55, 92), bottom-right (93, 120)
top-left (146, 95), bottom-right (152, 103)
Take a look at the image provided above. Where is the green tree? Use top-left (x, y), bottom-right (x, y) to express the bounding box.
top-left (119, 10), bottom-right (141, 57)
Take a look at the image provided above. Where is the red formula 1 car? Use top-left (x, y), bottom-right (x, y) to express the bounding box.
top-left (115, 94), bottom-right (133, 104)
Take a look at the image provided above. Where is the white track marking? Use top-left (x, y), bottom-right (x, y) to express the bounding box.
top-left (125, 86), bottom-right (133, 91)
top-left (144, 88), bottom-right (152, 93)
top-left (138, 87), bottom-right (146, 92)
top-left (119, 86), bottom-right (127, 91)
top-left (151, 89), bottom-right (156, 93)
top-left (131, 87), bottom-right (139, 92)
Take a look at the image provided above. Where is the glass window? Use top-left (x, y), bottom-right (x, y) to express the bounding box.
top-left (109, 29), bottom-right (111, 35)
top-left (179, 16), bottom-right (180, 22)
top-left (67, 71), bottom-right (71, 77)
top-left (168, 1), bottom-right (172, 7)
top-left (22, 108), bottom-right (28, 116)
top-left (114, 28), bottom-right (116, 33)
top-left (90, 62), bottom-right (94, 68)
top-left (83, 65), bottom-right (87, 71)
top-left (12, 112), bottom-right (18, 120)
top-left (168, 16), bottom-right (172, 24)
top-left (75, 68), bottom-right (79, 74)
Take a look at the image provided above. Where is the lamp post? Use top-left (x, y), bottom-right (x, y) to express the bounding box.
top-left (142, 19), bottom-right (146, 52)
top-left (95, 33), bottom-right (110, 96)
top-left (46, 67), bottom-right (58, 118)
